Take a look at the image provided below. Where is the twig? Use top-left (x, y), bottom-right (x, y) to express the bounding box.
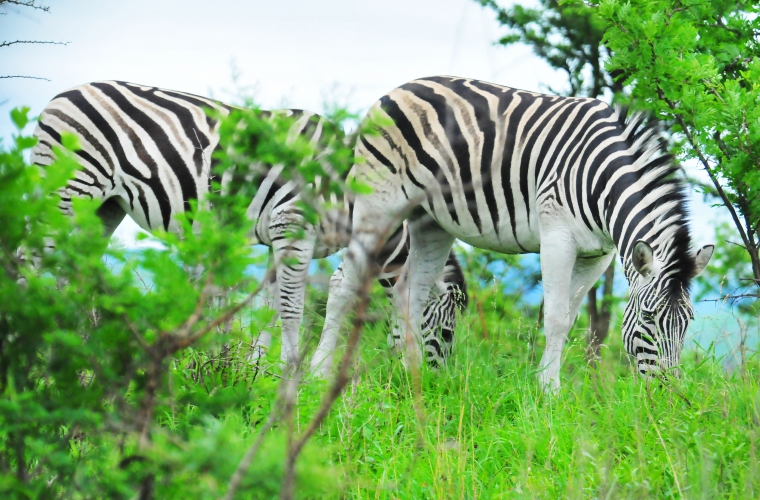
top-left (0, 0), bottom-right (50, 12)
top-left (172, 270), bottom-right (273, 350)
top-left (658, 89), bottom-right (757, 274)
top-left (173, 271), bottom-right (215, 339)
top-left (726, 239), bottom-right (747, 250)
top-left (279, 250), bottom-right (379, 499)
top-left (192, 128), bottom-right (210, 178)
top-left (0, 40), bottom-right (67, 48)
top-left (123, 314), bottom-right (150, 351)
top-left (0, 75), bottom-right (50, 81)
top-left (278, 208), bottom-right (409, 499)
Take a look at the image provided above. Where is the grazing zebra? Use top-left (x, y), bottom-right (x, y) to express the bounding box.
top-left (323, 76), bottom-right (713, 391)
top-left (30, 80), bottom-right (467, 375)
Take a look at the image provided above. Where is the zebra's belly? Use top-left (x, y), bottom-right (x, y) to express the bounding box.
top-left (434, 217), bottom-right (541, 255)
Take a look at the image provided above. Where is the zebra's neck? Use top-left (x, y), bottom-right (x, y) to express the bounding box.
top-left (597, 112), bottom-right (694, 290)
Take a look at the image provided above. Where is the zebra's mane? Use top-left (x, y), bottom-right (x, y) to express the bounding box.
top-left (615, 107), bottom-right (696, 299)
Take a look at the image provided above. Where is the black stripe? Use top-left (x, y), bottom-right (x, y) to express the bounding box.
top-left (452, 79), bottom-right (501, 233)
top-left (43, 109), bottom-right (116, 189)
top-left (360, 137), bottom-right (396, 174)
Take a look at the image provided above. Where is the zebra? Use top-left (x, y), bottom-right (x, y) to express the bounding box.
top-left (321, 76), bottom-right (713, 392)
top-left (30, 80), bottom-right (468, 376)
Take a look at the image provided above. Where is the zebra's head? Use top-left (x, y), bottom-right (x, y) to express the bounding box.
top-left (623, 240), bottom-right (713, 377)
top-left (389, 261), bottom-right (468, 368)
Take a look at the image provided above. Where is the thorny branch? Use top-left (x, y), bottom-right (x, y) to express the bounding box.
top-left (0, 40), bottom-right (67, 48)
top-left (0, 0), bottom-right (49, 12)
top-left (0, 75), bottom-right (50, 81)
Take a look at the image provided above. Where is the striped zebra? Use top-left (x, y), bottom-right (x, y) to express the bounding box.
top-left (30, 80), bottom-right (467, 375)
top-left (323, 76), bottom-right (713, 391)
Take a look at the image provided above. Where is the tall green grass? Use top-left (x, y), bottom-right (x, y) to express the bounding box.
top-left (164, 283), bottom-right (759, 499)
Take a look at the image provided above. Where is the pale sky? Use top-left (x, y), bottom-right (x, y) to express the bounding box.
top-left (0, 0), bottom-right (724, 247)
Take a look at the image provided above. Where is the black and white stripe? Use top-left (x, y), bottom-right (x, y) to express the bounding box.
top-left (330, 76), bottom-right (712, 390)
top-left (31, 80), bottom-right (468, 373)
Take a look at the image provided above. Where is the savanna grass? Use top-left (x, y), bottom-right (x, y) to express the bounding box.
top-left (166, 281), bottom-right (759, 499)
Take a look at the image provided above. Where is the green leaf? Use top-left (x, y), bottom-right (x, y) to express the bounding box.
top-left (15, 135), bottom-right (38, 151)
top-left (10, 107), bottom-right (31, 131)
top-left (348, 178), bottom-right (373, 195)
top-left (60, 131), bottom-right (82, 152)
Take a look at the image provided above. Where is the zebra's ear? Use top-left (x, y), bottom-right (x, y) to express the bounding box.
top-left (632, 240), bottom-right (654, 278)
top-left (692, 244), bottom-right (714, 277)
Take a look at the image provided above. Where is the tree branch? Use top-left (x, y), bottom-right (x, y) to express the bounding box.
top-left (0, 0), bottom-right (50, 12)
top-left (658, 89), bottom-right (759, 281)
top-left (0, 40), bottom-right (67, 48)
top-left (0, 75), bottom-right (50, 81)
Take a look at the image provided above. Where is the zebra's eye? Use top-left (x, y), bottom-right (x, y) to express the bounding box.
top-left (641, 310), bottom-right (655, 322)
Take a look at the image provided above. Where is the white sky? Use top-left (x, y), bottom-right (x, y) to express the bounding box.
top-left (0, 0), bottom-right (725, 247)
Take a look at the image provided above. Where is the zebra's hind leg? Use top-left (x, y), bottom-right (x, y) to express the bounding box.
top-left (269, 211), bottom-right (317, 370)
top-left (248, 252), bottom-right (279, 368)
top-left (395, 217), bottom-right (456, 369)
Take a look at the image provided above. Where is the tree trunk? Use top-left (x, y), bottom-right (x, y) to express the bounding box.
top-left (586, 262), bottom-right (615, 365)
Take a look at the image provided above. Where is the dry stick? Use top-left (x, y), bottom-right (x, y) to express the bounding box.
top-left (137, 267), bottom-right (276, 442)
top-left (135, 266), bottom-right (278, 498)
top-left (0, 75), bottom-right (50, 81)
top-left (1, 0), bottom-right (51, 12)
top-left (476, 299), bottom-right (489, 341)
top-left (280, 206), bottom-right (412, 499)
top-left (222, 318), bottom-right (311, 500)
top-left (398, 274), bottom-right (428, 449)
top-left (280, 256), bottom-right (377, 500)
top-left (0, 40), bottom-right (67, 48)
top-left (172, 270), bottom-right (274, 350)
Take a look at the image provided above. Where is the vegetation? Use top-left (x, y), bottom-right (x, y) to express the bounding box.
top-left (0, 106), bottom-right (757, 498)
top-left (593, 0), bottom-right (760, 305)
top-left (1, 1), bottom-right (759, 497)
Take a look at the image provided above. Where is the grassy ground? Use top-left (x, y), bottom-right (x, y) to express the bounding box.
top-left (163, 284), bottom-right (759, 499)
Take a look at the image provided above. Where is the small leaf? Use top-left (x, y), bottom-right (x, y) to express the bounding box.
top-left (10, 107), bottom-right (30, 130)
top-left (15, 135), bottom-right (38, 151)
top-left (348, 178), bottom-right (373, 195)
top-left (60, 131), bottom-right (82, 152)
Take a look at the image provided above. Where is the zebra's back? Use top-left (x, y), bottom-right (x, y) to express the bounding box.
top-left (31, 81), bottom-right (336, 247)
top-left (362, 76), bottom-right (625, 256)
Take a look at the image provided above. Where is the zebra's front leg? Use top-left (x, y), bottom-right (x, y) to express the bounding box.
top-left (537, 233), bottom-right (614, 393)
top-left (270, 214), bottom-right (317, 370)
top-left (537, 229), bottom-right (578, 393)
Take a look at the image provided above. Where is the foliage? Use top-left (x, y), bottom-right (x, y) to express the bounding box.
top-left (0, 106), bottom-right (354, 498)
top-left (477, 0), bottom-right (621, 97)
top-left (593, 0), bottom-right (760, 291)
top-left (1, 101), bottom-right (758, 498)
